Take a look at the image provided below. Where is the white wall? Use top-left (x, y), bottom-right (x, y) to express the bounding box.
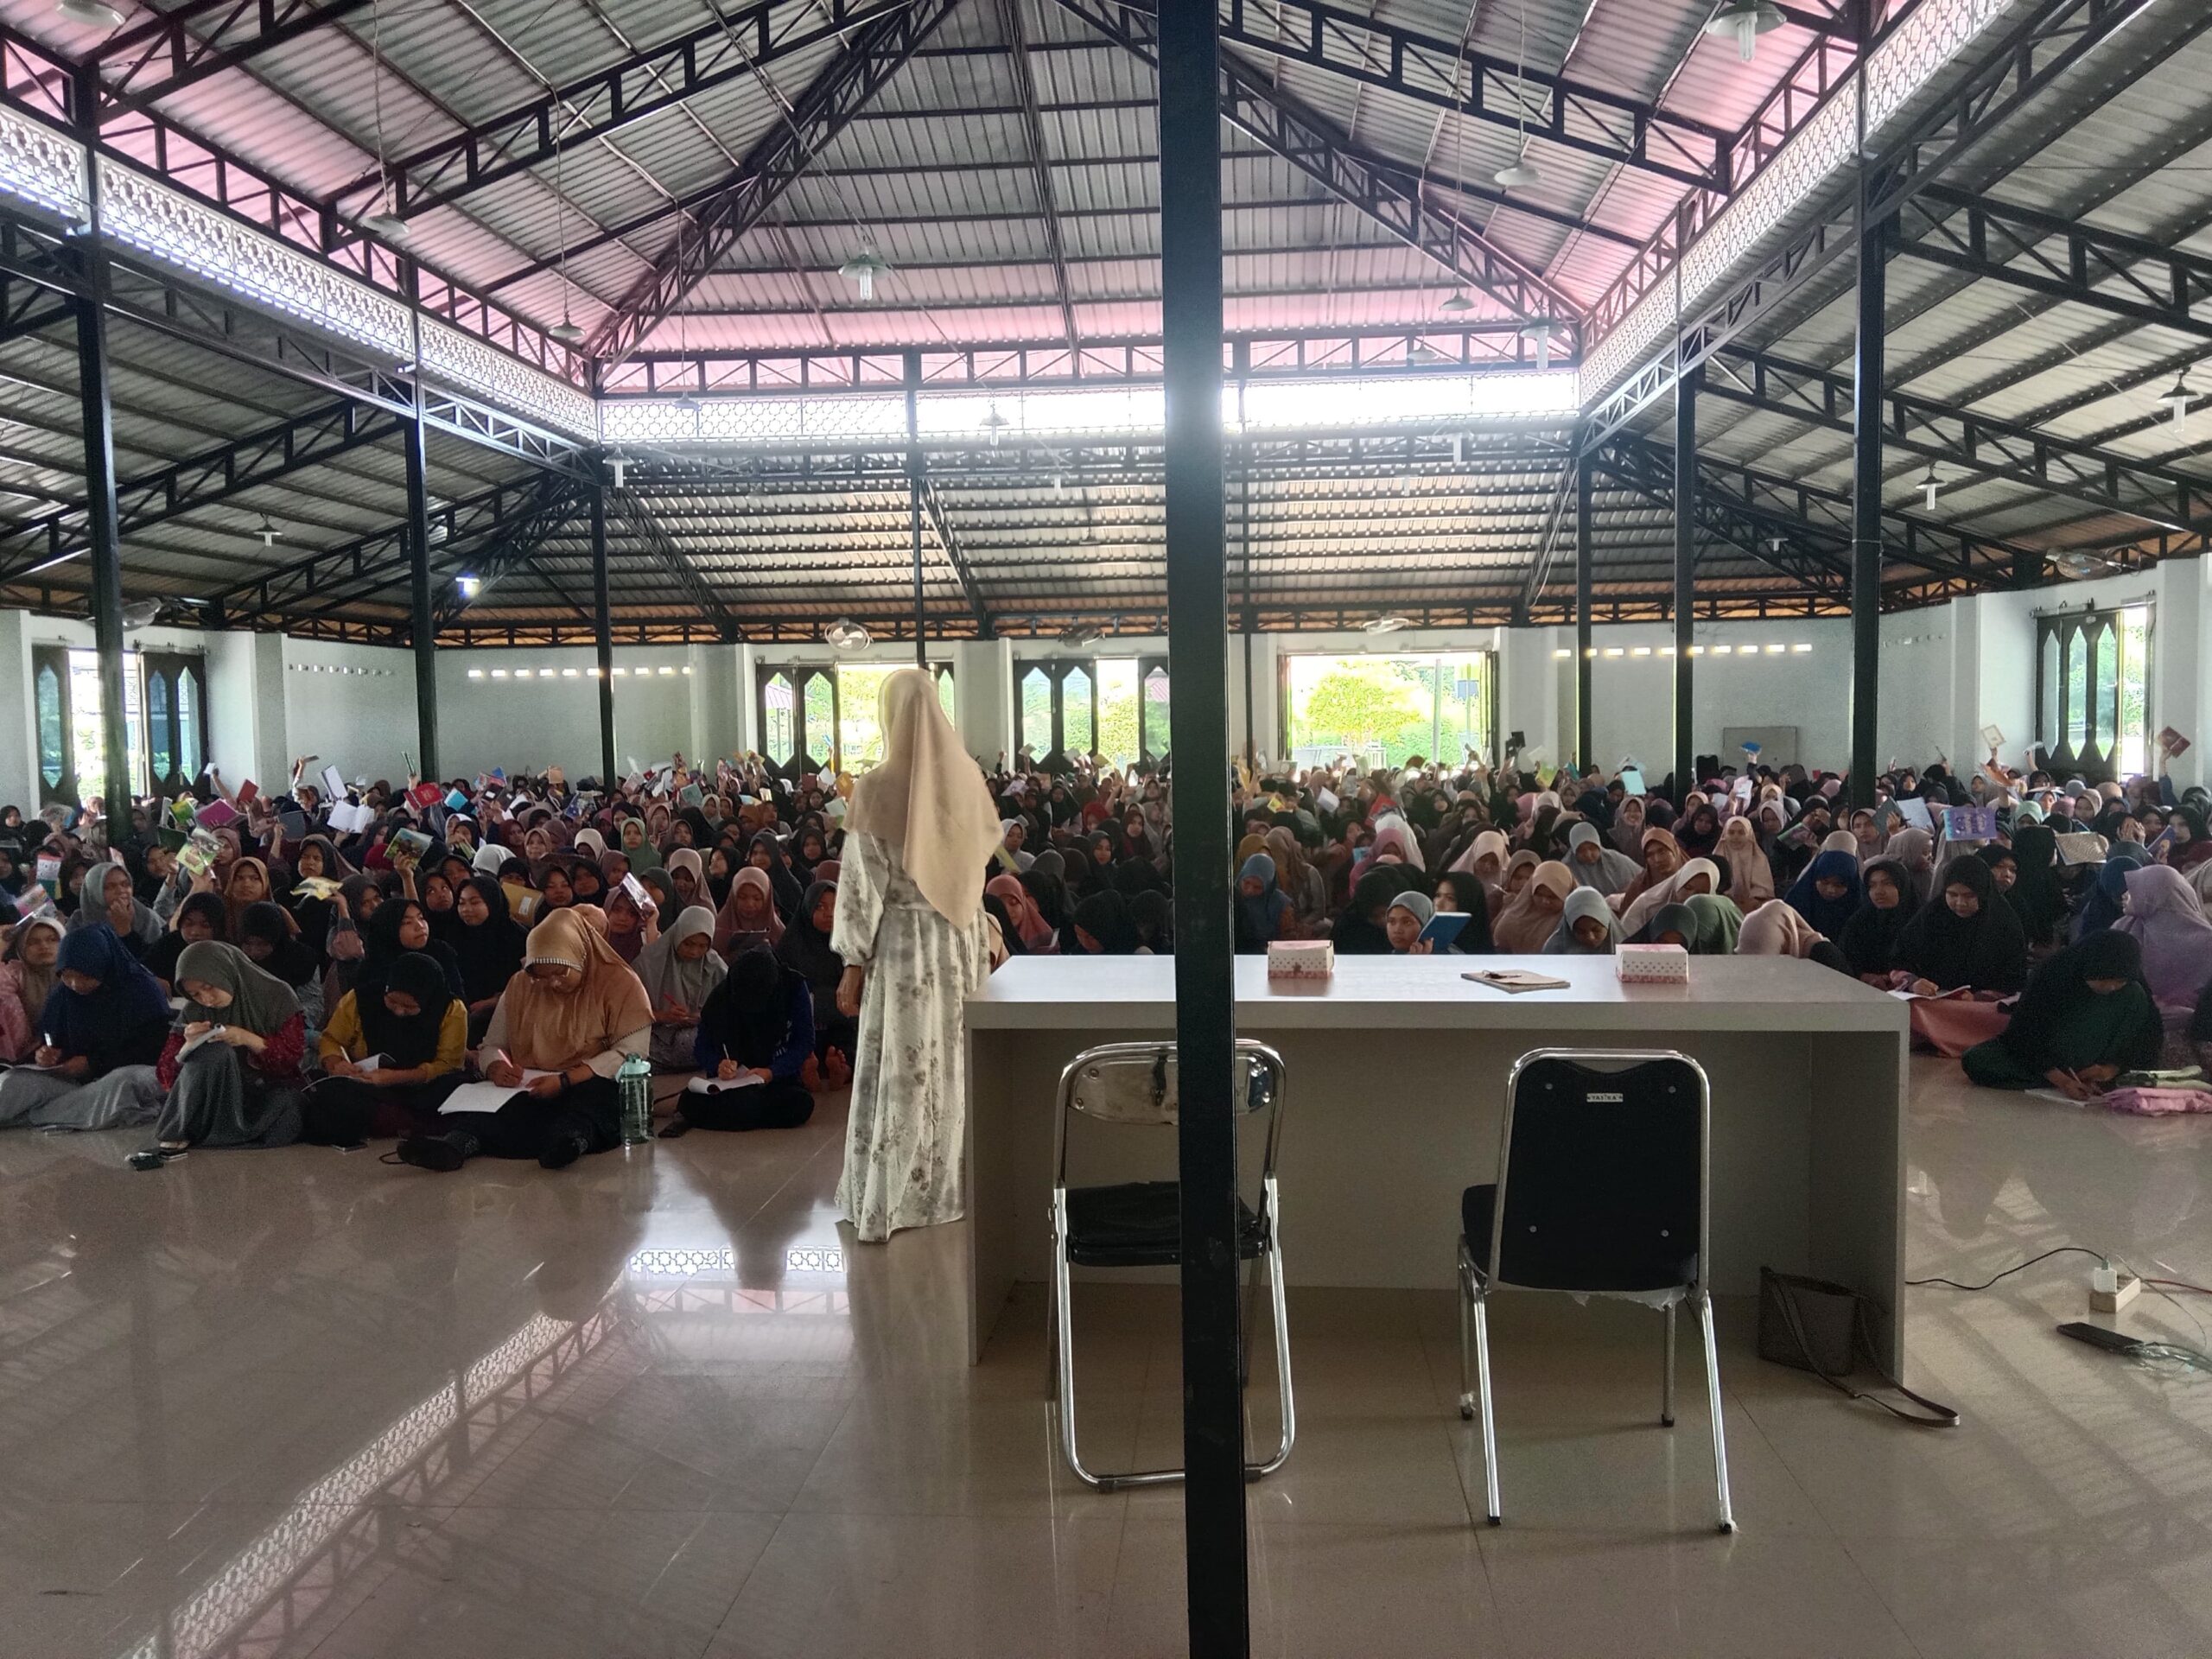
top-left (8, 568), bottom-right (2211, 807)
top-left (1574, 618), bottom-right (1850, 774)
top-left (432, 645), bottom-right (699, 784)
top-left (281, 636), bottom-right (417, 786)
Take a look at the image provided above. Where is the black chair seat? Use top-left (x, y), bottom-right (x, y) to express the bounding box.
top-left (1461, 1181), bottom-right (1696, 1294)
top-left (1065, 1180), bottom-right (1268, 1268)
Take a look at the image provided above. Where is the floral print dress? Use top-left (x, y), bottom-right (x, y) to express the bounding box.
top-left (830, 830), bottom-right (989, 1242)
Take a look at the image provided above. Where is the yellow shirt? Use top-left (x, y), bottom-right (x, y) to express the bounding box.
top-left (316, 992), bottom-right (467, 1078)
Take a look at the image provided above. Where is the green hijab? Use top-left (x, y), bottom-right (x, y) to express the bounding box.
top-left (1684, 893), bottom-right (1744, 955)
top-left (174, 939), bottom-right (302, 1035)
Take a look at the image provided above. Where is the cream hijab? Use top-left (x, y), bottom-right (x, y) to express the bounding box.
top-left (846, 668), bottom-right (1000, 925)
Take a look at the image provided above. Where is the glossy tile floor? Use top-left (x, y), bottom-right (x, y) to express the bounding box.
top-left (3, 1058), bottom-right (2211, 1658)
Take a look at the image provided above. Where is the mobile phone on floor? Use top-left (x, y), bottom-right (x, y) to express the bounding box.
top-left (2056, 1321), bottom-right (2146, 1356)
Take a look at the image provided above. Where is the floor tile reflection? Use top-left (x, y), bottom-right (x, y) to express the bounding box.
top-left (1, 1059), bottom-right (2210, 1656)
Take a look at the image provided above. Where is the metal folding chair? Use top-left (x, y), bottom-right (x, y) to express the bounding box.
top-left (1457, 1047), bottom-right (1733, 1532)
top-left (1048, 1038), bottom-right (1294, 1491)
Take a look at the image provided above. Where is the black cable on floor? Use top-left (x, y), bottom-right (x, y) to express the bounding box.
top-left (1907, 1245), bottom-right (2108, 1292)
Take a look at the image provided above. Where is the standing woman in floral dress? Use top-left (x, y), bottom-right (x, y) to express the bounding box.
top-left (831, 669), bottom-right (1001, 1242)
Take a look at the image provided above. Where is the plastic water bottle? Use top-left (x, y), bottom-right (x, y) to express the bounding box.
top-left (617, 1052), bottom-right (653, 1146)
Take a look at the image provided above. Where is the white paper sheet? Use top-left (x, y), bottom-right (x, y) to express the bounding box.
top-left (438, 1069), bottom-right (563, 1115)
top-left (686, 1072), bottom-right (764, 1096)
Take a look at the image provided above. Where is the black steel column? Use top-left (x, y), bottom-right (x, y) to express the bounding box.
top-left (906, 350), bottom-right (927, 667)
top-left (1160, 0), bottom-right (1246, 1649)
top-left (404, 405), bottom-right (440, 779)
top-left (1850, 207), bottom-right (1888, 806)
top-left (71, 66), bottom-right (130, 823)
top-left (1574, 453), bottom-right (1594, 767)
top-left (1672, 363), bottom-right (1700, 803)
top-left (590, 480), bottom-right (617, 788)
top-left (74, 254), bottom-right (131, 822)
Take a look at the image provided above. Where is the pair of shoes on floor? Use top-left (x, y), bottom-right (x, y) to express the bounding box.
top-left (392, 1129), bottom-right (480, 1172)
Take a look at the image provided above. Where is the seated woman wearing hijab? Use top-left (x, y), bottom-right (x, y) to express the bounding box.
top-left (1681, 893), bottom-right (1744, 955)
top-left (238, 901), bottom-right (327, 1032)
top-left (1962, 932), bottom-right (2163, 1096)
top-left (0, 915), bottom-right (63, 1062)
top-left (2110, 863), bottom-right (2212, 1014)
top-left (779, 880), bottom-right (855, 1081)
top-left (1785, 849), bottom-right (1863, 941)
top-left (1617, 856), bottom-right (1722, 938)
top-left (1544, 888), bottom-right (1620, 956)
top-left (2070, 845), bottom-right (2151, 943)
top-left (1429, 872), bottom-right (1494, 953)
top-left (986, 874), bottom-right (1058, 956)
top-left (714, 865), bottom-right (784, 958)
top-left (1564, 823), bottom-right (1639, 898)
top-left (1492, 861), bottom-right (1575, 953)
top-left (1840, 859), bottom-right (1913, 984)
top-left (1614, 829), bottom-right (1682, 914)
top-left (0, 925), bottom-right (170, 1130)
top-left (670, 946), bottom-right (818, 1134)
top-left (153, 941), bottom-right (311, 1151)
top-left (1890, 856), bottom-right (2028, 1056)
top-left (1234, 853), bottom-right (1300, 953)
top-left (1713, 817), bottom-right (1777, 911)
top-left (1067, 889), bottom-right (1141, 954)
top-left (631, 906), bottom-right (727, 1071)
top-left (1738, 899), bottom-right (1827, 958)
top-left (395, 909), bottom-right (652, 1173)
top-left (1330, 868), bottom-right (1400, 956)
top-left (302, 951), bottom-right (467, 1145)
top-left (449, 875), bottom-right (528, 1042)
top-left (72, 861), bottom-right (162, 957)
top-left (1384, 890), bottom-right (1437, 954)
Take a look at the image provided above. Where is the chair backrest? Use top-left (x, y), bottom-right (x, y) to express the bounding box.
top-left (1489, 1049), bottom-right (1707, 1295)
top-left (1053, 1039), bottom-right (1287, 1185)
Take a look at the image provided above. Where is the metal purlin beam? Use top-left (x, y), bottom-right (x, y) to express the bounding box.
top-left (588, 0), bottom-right (965, 366)
top-left (0, 397), bottom-right (400, 588)
top-left (0, 202), bottom-right (594, 482)
top-left (998, 0), bottom-right (1079, 361)
top-left (201, 478), bottom-right (568, 620)
top-left (1892, 183), bottom-right (2212, 341)
top-left (918, 476), bottom-right (995, 635)
top-left (91, 0), bottom-right (378, 118)
top-left (324, 0), bottom-right (904, 219)
top-left (1103, 0), bottom-right (1732, 188)
top-left (1703, 345), bottom-right (2212, 535)
top-left (1052, 0), bottom-right (1581, 339)
top-left (300, 474), bottom-right (585, 624)
top-left (1581, 0), bottom-right (2176, 452)
top-left (1618, 431), bottom-right (2051, 589)
top-left (602, 486), bottom-right (744, 637)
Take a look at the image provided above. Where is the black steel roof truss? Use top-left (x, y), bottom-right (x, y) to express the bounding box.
top-left (588, 0), bottom-right (963, 365)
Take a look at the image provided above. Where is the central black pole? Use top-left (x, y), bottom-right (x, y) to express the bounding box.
top-left (73, 67), bottom-right (131, 824)
top-left (590, 480), bottom-right (617, 788)
top-left (1574, 453), bottom-right (1594, 767)
top-left (404, 402), bottom-right (440, 780)
top-left (1160, 0), bottom-right (1246, 1649)
top-left (906, 349), bottom-right (927, 667)
top-left (1850, 196), bottom-right (1887, 807)
top-left (1672, 362), bottom-right (1700, 804)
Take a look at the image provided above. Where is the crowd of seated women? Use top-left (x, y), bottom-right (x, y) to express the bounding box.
top-left (983, 738), bottom-right (2212, 1099)
top-left (0, 755), bottom-right (862, 1161)
top-left (5, 735), bottom-right (2211, 1147)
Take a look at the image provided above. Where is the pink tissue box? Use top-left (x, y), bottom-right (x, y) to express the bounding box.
top-left (1617, 944), bottom-right (1688, 982)
top-left (1268, 940), bottom-right (1334, 980)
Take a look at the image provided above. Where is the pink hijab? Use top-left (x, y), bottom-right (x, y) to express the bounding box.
top-left (1738, 899), bottom-right (1823, 958)
top-left (987, 873), bottom-right (1058, 952)
top-left (2114, 864), bottom-right (2212, 1005)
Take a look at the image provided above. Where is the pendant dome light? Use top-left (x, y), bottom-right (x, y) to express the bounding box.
top-left (839, 251), bottom-right (891, 301)
top-left (1519, 317), bottom-right (1556, 370)
top-left (2160, 372), bottom-right (2192, 433)
top-left (1704, 1), bottom-right (1786, 63)
top-left (359, 0), bottom-right (412, 245)
top-left (1492, 0), bottom-right (1541, 190)
top-left (55, 0), bottom-right (127, 27)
